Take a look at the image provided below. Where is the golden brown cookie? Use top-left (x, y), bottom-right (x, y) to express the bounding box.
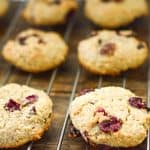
top-left (78, 30), bottom-right (148, 76)
top-left (2, 29), bottom-right (68, 73)
top-left (70, 87), bottom-right (150, 147)
top-left (85, 0), bottom-right (148, 28)
top-left (23, 0), bottom-right (78, 25)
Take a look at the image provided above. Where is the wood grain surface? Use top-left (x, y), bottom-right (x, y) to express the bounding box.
top-left (0, 1), bottom-right (149, 150)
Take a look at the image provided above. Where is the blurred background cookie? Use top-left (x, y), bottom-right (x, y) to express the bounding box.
top-left (2, 29), bottom-right (68, 73)
top-left (0, 0), bottom-right (9, 17)
top-left (85, 0), bottom-right (148, 28)
top-left (70, 87), bottom-right (150, 147)
top-left (0, 83), bottom-right (53, 148)
top-left (78, 30), bottom-right (148, 76)
top-left (22, 0), bottom-right (78, 26)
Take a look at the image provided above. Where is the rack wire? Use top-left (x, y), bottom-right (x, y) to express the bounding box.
top-left (0, 0), bottom-right (149, 150)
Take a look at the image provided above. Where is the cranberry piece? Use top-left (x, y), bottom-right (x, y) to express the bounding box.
top-left (38, 39), bottom-right (45, 44)
top-left (18, 37), bottom-right (27, 45)
top-left (4, 99), bottom-right (20, 112)
top-left (99, 116), bottom-right (122, 133)
top-left (30, 106), bottom-right (36, 115)
top-left (79, 89), bottom-right (94, 96)
top-left (100, 43), bottom-right (116, 56)
top-left (23, 95), bottom-right (38, 106)
top-left (18, 34), bottom-right (45, 45)
top-left (26, 95), bottom-right (38, 102)
top-left (96, 107), bottom-right (108, 116)
top-left (68, 123), bottom-right (81, 138)
top-left (137, 43), bottom-right (144, 50)
top-left (129, 97), bottom-right (146, 109)
top-left (53, 0), bottom-right (61, 4)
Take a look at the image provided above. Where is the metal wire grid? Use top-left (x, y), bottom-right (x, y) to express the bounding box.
top-left (0, 1), bottom-right (149, 150)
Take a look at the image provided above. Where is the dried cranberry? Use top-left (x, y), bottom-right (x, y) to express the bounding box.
top-left (96, 108), bottom-right (108, 116)
top-left (68, 123), bottom-right (81, 138)
top-left (53, 0), bottom-right (61, 4)
top-left (98, 39), bottom-right (102, 44)
top-left (18, 34), bottom-right (45, 45)
top-left (23, 95), bottom-right (38, 106)
top-left (137, 43), bottom-right (144, 50)
top-left (18, 37), bottom-right (27, 45)
top-left (4, 99), bottom-right (20, 112)
top-left (99, 116), bottom-right (122, 133)
top-left (38, 39), bottom-right (45, 44)
top-left (30, 106), bottom-right (36, 115)
top-left (79, 89), bottom-right (94, 96)
top-left (129, 97), bottom-right (146, 109)
top-left (100, 43), bottom-right (116, 56)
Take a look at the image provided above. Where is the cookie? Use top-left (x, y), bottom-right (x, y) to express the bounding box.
top-left (0, 0), bottom-right (9, 17)
top-left (0, 83), bottom-right (53, 148)
top-left (22, 0), bottom-right (78, 26)
top-left (85, 0), bottom-right (148, 28)
top-left (70, 87), bottom-right (150, 148)
top-left (78, 30), bottom-right (148, 75)
top-left (2, 29), bottom-right (68, 73)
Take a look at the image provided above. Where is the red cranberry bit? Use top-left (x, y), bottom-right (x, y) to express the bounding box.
top-left (99, 116), bottom-right (122, 133)
top-left (53, 0), bottom-right (61, 4)
top-left (68, 123), bottom-right (81, 138)
top-left (96, 107), bottom-right (108, 116)
top-left (23, 95), bottom-right (38, 106)
top-left (100, 43), bottom-right (116, 56)
top-left (18, 34), bottom-right (45, 45)
top-left (79, 89), bottom-right (94, 96)
top-left (18, 36), bottom-right (27, 45)
top-left (30, 106), bottom-right (36, 115)
top-left (129, 97), bottom-right (146, 109)
top-left (4, 99), bottom-right (20, 112)
top-left (137, 43), bottom-right (144, 50)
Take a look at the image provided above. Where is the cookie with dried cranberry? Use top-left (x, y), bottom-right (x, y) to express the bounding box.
top-left (0, 0), bottom-right (9, 17)
top-left (85, 0), bottom-right (148, 28)
top-left (69, 87), bottom-right (150, 147)
top-left (2, 29), bottom-right (68, 73)
top-left (0, 83), bottom-right (53, 148)
top-left (78, 30), bottom-right (148, 75)
top-left (22, 0), bottom-right (78, 26)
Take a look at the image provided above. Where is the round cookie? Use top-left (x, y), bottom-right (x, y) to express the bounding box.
top-left (22, 0), bottom-right (78, 26)
top-left (78, 30), bottom-right (148, 76)
top-left (0, 83), bottom-right (53, 148)
top-left (0, 0), bottom-right (9, 17)
top-left (85, 0), bottom-right (148, 28)
top-left (2, 29), bottom-right (68, 73)
top-left (70, 87), bottom-right (150, 148)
